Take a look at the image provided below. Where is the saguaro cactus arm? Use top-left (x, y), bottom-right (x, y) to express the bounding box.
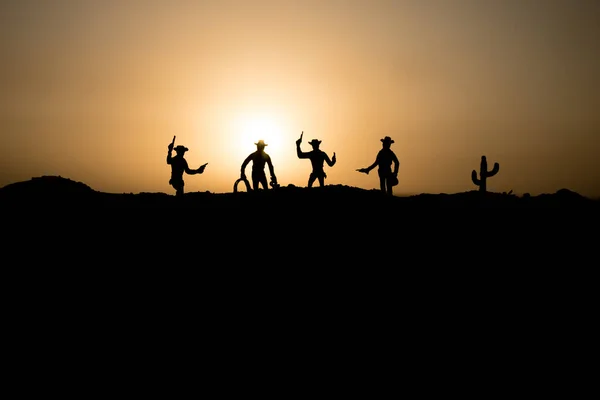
top-left (471, 170), bottom-right (481, 186)
top-left (487, 162), bottom-right (500, 177)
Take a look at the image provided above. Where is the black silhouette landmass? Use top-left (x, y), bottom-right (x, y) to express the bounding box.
top-left (2, 175), bottom-right (597, 311)
top-left (1, 175), bottom-right (597, 209)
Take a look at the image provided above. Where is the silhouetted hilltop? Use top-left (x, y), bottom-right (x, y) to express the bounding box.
top-left (2, 175), bottom-right (597, 277)
top-left (0, 175), bottom-right (96, 201)
top-left (0, 175), bottom-right (598, 210)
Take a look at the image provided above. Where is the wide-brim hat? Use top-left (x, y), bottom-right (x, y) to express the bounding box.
top-left (174, 145), bottom-right (189, 152)
top-left (381, 136), bottom-right (394, 144)
top-left (255, 140), bottom-right (268, 146)
top-left (308, 139), bottom-right (322, 145)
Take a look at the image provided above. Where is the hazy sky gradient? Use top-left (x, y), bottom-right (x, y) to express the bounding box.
top-left (1, 0), bottom-right (599, 196)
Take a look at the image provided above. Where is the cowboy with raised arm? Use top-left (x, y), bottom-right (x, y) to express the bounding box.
top-left (296, 131), bottom-right (336, 187)
top-left (166, 136), bottom-right (207, 197)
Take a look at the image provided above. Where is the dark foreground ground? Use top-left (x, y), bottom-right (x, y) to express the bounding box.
top-left (2, 175), bottom-right (598, 209)
top-left (2, 176), bottom-right (595, 394)
top-left (1, 175), bottom-right (598, 263)
top-left (1, 175), bottom-right (597, 344)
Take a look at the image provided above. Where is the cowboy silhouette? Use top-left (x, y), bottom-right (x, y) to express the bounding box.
top-left (357, 136), bottom-right (399, 195)
top-left (166, 136), bottom-right (207, 197)
top-left (240, 139), bottom-right (277, 190)
top-left (296, 131), bottom-right (336, 187)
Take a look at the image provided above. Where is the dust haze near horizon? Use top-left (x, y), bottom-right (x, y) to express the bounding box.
top-left (1, 0), bottom-right (599, 197)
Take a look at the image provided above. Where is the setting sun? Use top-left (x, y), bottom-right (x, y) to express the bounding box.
top-left (231, 112), bottom-right (286, 156)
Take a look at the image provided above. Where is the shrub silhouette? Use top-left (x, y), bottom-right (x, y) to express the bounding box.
top-left (472, 156), bottom-right (499, 193)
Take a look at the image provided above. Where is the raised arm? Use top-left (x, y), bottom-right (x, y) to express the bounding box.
top-left (325, 151), bottom-right (336, 167)
top-left (296, 132), bottom-right (309, 159)
top-left (296, 143), bottom-right (310, 159)
top-left (167, 136), bottom-right (175, 164)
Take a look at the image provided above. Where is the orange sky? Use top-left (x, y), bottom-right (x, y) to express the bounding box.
top-left (1, 0), bottom-right (599, 197)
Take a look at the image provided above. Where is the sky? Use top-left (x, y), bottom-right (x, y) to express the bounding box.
top-left (1, 0), bottom-right (599, 197)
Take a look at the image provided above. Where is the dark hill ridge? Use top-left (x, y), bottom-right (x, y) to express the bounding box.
top-left (0, 175), bottom-right (598, 209)
top-left (2, 176), bottom-right (597, 271)
top-left (0, 175), bottom-right (95, 197)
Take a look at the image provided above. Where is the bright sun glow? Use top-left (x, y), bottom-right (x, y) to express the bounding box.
top-left (231, 112), bottom-right (285, 157)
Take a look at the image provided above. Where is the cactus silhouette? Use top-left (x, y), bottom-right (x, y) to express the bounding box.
top-left (472, 156), bottom-right (499, 192)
